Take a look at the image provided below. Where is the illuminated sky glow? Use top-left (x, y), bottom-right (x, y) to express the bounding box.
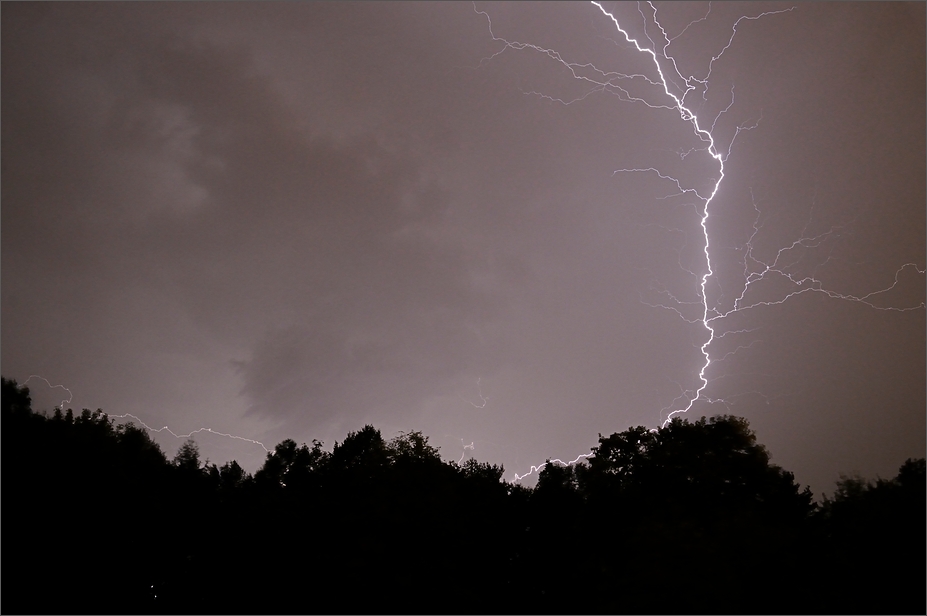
top-left (3, 2), bottom-right (923, 493)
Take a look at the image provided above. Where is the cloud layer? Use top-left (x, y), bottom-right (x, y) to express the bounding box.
top-left (3, 2), bottom-right (923, 490)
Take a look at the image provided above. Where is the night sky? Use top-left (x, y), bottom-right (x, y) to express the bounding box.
top-left (3, 2), bottom-right (924, 494)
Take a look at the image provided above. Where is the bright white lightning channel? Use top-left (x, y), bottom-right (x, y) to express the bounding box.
top-left (476, 2), bottom-right (925, 481)
top-left (591, 1), bottom-right (798, 428)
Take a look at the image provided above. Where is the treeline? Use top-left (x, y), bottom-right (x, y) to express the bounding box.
top-left (2, 377), bottom-right (924, 614)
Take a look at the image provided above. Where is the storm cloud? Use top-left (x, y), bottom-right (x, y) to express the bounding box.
top-left (3, 2), bottom-right (923, 490)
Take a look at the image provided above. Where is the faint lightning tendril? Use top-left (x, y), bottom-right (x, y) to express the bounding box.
top-left (23, 375), bottom-right (74, 409)
top-left (107, 413), bottom-right (272, 454)
top-left (458, 440), bottom-right (475, 465)
top-left (17, 375), bottom-right (271, 455)
top-left (463, 378), bottom-right (489, 409)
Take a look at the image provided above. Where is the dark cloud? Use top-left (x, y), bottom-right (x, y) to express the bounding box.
top-left (3, 2), bottom-right (923, 492)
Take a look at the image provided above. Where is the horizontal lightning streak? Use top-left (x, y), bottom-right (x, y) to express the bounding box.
top-left (17, 375), bottom-right (272, 455)
top-left (107, 413), bottom-right (272, 454)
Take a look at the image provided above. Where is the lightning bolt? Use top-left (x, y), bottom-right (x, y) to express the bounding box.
top-left (474, 2), bottom-right (925, 481)
top-left (589, 0), bottom-right (800, 428)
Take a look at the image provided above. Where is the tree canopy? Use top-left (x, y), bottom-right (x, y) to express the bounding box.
top-left (2, 376), bottom-right (923, 614)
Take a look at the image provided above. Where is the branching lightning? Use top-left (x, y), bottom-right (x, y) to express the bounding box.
top-left (474, 1), bottom-right (925, 482)
top-left (8, 5), bottom-right (923, 488)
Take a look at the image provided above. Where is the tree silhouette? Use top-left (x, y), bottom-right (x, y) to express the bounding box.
top-left (573, 416), bottom-right (816, 613)
top-left (815, 457), bottom-right (926, 614)
top-left (2, 376), bottom-right (923, 615)
top-left (173, 438), bottom-right (202, 472)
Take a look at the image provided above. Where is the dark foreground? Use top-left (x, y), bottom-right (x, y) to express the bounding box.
top-left (3, 377), bottom-right (924, 614)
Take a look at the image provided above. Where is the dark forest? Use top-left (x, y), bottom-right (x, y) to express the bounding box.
top-left (3, 377), bottom-right (924, 615)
